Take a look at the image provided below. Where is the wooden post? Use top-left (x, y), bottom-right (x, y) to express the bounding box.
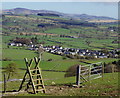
top-left (88, 65), bottom-right (91, 81)
top-left (112, 65), bottom-right (114, 73)
top-left (112, 65), bottom-right (114, 79)
top-left (38, 44), bottom-right (44, 59)
top-left (102, 63), bottom-right (104, 80)
top-left (76, 65), bottom-right (81, 86)
top-left (4, 74), bottom-right (6, 93)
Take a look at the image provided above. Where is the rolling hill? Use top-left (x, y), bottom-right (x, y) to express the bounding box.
top-left (2, 8), bottom-right (116, 21)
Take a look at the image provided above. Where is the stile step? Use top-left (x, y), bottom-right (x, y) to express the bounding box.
top-left (30, 69), bottom-right (39, 71)
top-left (33, 79), bottom-right (42, 81)
top-left (34, 84), bottom-right (43, 86)
top-left (36, 89), bottom-right (45, 92)
top-left (32, 74), bottom-right (41, 76)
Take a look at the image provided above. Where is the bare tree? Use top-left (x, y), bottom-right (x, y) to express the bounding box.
top-left (38, 44), bottom-right (44, 59)
top-left (4, 63), bottom-right (18, 81)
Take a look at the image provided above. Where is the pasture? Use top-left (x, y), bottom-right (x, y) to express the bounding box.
top-left (1, 39), bottom-right (119, 97)
top-left (1, 14), bottom-right (119, 96)
top-left (2, 33), bottom-right (117, 50)
top-left (1, 69), bottom-right (119, 96)
top-left (2, 14), bottom-right (118, 50)
top-left (2, 47), bottom-right (118, 69)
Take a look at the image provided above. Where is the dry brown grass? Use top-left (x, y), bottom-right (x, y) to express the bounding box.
top-left (89, 20), bottom-right (118, 23)
top-left (21, 32), bottom-right (57, 36)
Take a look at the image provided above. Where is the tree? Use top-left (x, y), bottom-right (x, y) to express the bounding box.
top-left (85, 40), bottom-right (91, 46)
top-left (4, 63), bottom-right (18, 81)
top-left (2, 15), bottom-right (5, 19)
top-left (25, 14), bottom-right (29, 17)
top-left (13, 37), bottom-right (31, 45)
top-left (38, 44), bottom-right (44, 58)
top-left (64, 64), bottom-right (87, 77)
top-left (40, 41), bottom-right (45, 45)
top-left (31, 37), bottom-right (38, 45)
top-left (100, 48), bottom-right (109, 54)
top-left (64, 64), bottom-right (78, 77)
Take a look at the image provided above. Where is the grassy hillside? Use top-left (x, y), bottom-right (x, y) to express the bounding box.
top-left (1, 72), bottom-right (119, 96)
top-left (2, 14), bottom-right (118, 50)
top-left (1, 13), bottom-right (119, 97)
top-left (1, 47), bottom-right (119, 96)
top-left (2, 47), bottom-right (118, 69)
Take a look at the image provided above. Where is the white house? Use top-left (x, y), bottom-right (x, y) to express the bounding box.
top-left (8, 43), bottom-right (16, 46)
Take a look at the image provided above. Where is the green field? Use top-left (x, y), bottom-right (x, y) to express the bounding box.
top-left (1, 70), bottom-right (119, 96)
top-left (1, 14), bottom-right (119, 96)
top-left (2, 34), bottom-right (118, 50)
top-left (1, 47), bottom-right (119, 96)
top-left (2, 14), bottom-right (118, 50)
top-left (2, 47), bottom-right (118, 69)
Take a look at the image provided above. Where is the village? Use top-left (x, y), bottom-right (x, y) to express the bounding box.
top-left (8, 42), bottom-right (119, 59)
top-left (1, 3), bottom-right (119, 96)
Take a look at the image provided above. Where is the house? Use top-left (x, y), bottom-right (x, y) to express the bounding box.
top-left (8, 43), bottom-right (16, 46)
top-left (41, 45), bottom-right (119, 59)
top-left (78, 53), bottom-right (84, 56)
top-left (70, 52), bottom-right (76, 55)
top-left (98, 55), bottom-right (107, 58)
top-left (28, 44), bottom-right (34, 48)
top-left (16, 43), bottom-right (22, 46)
top-left (94, 55), bottom-right (98, 58)
top-left (51, 46), bottom-right (55, 49)
top-left (27, 48), bottom-right (35, 50)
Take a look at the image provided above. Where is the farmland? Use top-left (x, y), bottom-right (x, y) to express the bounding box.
top-left (2, 14), bottom-right (118, 50)
top-left (1, 47), bottom-right (119, 96)
top-left (1, 9), bottom-right (119, 97)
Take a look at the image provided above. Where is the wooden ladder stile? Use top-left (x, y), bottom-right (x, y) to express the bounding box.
top-left (33, 57), bottom-right (46, 93)
top-left (37, 65), bottom-right (46, 93)
top-left (18, 57), bottom-right (46, 94)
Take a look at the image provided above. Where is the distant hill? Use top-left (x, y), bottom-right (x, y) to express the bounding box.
top-left (71, 14), bottom-right (116, 20)
top-left (2, 8), bottom-right (116, 21)
top-left (3, 8), bottom-right (62, 15)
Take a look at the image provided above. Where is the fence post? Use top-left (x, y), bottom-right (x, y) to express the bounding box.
top-left (102, 63), bottom-right (104, 80)
top-left (112, 64), bottom-right (114, 73)
top-left (88, 65), bottom-right (91, 81)
top-left (4, 74), bottom-right (6, 93)
top-left (76, 65), bottom-right (81, 86)
top-left (112, 64), bottom-right (115, 79)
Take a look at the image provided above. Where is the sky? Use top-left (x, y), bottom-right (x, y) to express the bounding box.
top-left (1, 0), bottom-right (120, 2)
top-left (2, 2), bottom-right (118, 19)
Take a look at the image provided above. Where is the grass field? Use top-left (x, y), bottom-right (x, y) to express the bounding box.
top-left (1, 47), bottom-right (118, 96)
top-left (1, 72), bottom-right (119, 96)
top-left (2, 30), bottom-right (118, 50)
top-left (1, 14), bottom-right (119, 96)
top-left (2, 49), bottom-right (37, 60)
top-left (1, 39), bottom-right (119, 97)
top-left (2, 47), bottom-right (118, 69)
top-left (2, 14), bottom-right (118, 50)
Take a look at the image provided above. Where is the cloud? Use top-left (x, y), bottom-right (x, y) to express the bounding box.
top-left (1, 0), bottom-right (120, 2)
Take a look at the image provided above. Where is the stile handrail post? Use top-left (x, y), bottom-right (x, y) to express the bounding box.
top-left (102, 63), bottom-right (104, 80)
top-left (88, 65), bottom-right (91, 81)
top-left (76, 65), bottom-right (81, 86)
top-left (4, 74), bottom-right (6, 93)
top-left (112, 64), bottom-right (115, 79)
